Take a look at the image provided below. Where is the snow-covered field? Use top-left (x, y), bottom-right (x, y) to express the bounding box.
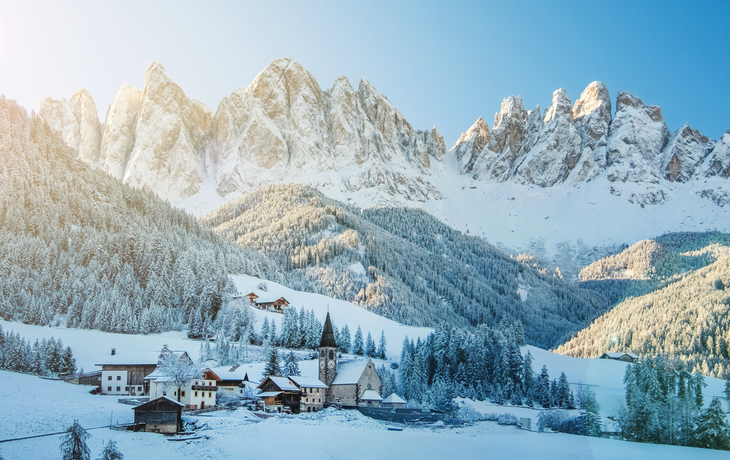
top-left (2, 370), bottom-right (730, 460)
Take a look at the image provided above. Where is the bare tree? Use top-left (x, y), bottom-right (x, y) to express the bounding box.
top-left (157, 345), bottom-right (204, 402)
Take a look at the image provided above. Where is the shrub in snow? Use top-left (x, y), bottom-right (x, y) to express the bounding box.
top-left (458, 403), bottom-right (483, 423)
top-left (497, 413), bottom-right (519, 425)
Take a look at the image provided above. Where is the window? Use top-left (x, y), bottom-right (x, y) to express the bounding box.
top-left (116, 386), bottom-right (120, 391)
top-left (107, 376), bottom-right (112, 381)
top-left (107, 386), bottom-right (111, 391)
top-left (181, 391), bottom-right (186, 397)
top-left (195, 381), bottom-right (198, 385)
top-left (208, 392), bottom-right (212, 398)
top-left (195, 391), bottom-right (198, 397)
top-left (116, 376), bottom-right (121, 381)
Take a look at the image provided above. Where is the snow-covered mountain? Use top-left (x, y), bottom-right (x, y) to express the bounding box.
top-left (39, 60), bottom-right (730, 257)
top-left (40, 59), bottom-right (445, 206)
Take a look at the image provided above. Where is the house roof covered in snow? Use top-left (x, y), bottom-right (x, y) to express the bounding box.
top-left (133, 396), bottom-right (185, 410)
top-left (259, 391), bottom-right (283, 398)
top-left (382, 393), bottom-right (406, 404)
top-left (95, 351), bottom-right (163, 366)
top-left (360, 389), bottom-right (382, 401)
top-left (259, 376), bottom-right (299, 392)
top-left (332, 360), bottom-right (369, 385)
top-left (289, 376), bottom-right (328, 389)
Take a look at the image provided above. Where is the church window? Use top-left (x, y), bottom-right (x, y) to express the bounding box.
top-left (329, 350), bottom-right (334, 359)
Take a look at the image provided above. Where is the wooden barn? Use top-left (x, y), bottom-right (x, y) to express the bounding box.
top-left (244, 292), bottom-right (259, 305)
top-left (255, 297), bottom-right (290, 312)
top-left (133, 397), bottom-right (184, 434)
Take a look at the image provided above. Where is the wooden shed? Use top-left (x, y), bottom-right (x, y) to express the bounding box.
top-left (133, 397), bottom-right (184, 434)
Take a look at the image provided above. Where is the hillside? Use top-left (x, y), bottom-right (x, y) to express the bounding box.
top-left (557, 232), bottom-right (730, 377)
top-left (202, 183), bottom-right (609, 349)
top-left (0, 96), bottom-right (281, 334)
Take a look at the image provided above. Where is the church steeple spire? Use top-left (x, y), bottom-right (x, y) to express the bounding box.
top-left (319, 312), bottom-right (338, 388)
top-left (320, 312), bottom-right (337, 348)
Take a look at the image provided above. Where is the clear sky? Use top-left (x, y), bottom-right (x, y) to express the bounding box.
top-left (1, 0), bottom-right (728, 145)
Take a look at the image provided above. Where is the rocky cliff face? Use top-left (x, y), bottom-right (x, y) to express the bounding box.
top-left (42, 58), bottom-right (444, 204)
top-left (451, 81), bottom-right (728, 205)
top-left (39, 89), bottom-right (102, 166)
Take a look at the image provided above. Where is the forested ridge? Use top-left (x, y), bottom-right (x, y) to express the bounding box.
top-left (559, 232), bottom-right (730, 377)
top-left (0, 96), bottom-right (282, 333)
top-left (203, 183), bottom-right (610, 349)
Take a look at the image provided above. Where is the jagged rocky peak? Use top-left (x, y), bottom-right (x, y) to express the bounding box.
top-left (572, 81), bottom-right (611, 124)
top-left (569, 81), bottom-right (612, 181)
top-left (615, 91), bottom-right (664, 123)
top-left (543, 88), bottom-right (573, 123)
top-left (663, 123), bottom-right (714, 183)
top-left (514, 89), bottom-right (582, 187)
top-left (606, 90), bottom-right (670, 183)
top-left (703, 130), bottom-right (730, 178)
top-left (98, 84), bottom-right (143, 180)
top-left (122, 61), bottom-right (213, 201)
top-left (39, 89), bottom-right (102, 166)
top-left (451, 117), bottom-right (490, 174)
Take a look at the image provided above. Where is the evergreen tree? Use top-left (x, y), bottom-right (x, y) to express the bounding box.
top-left (725, 377), bottom-right (730, 411)
top-left (59, 420), bottom-right (91, 460)
top-left (260, 317), bottom-right (270, 344)
top-left (377, 330), bottom-right (387, 359)
top-left (536, 365), bottom-right (551, 407)
top-left (693, 398), bottom-right (730, 450)
top-left (583, 386), bottom-right (602, 437)
top-left (338, 324), bottom-right (351, 353)
top-left (99, 439), bottom-right (124, 460)
top-left (365, 332), bottom-right (376, 358)
top-left (264, 347), bottom-right (281, 377)
top-left (353, 326), bottom-right (364, 355)
top-left (282, 351), bottom-right (300, 377)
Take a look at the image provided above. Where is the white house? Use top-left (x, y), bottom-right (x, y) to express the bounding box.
top-left (146, 367), bottom-right (220, 410)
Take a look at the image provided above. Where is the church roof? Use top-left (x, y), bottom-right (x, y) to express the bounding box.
top-left (319, 312), bottom-right (338, 348)
top-left (360, 389), bottom-right (382, 401)
top-left (332, 360), bottom-right (368, 385)
top-left (382, 393), bottom-right (406, 404)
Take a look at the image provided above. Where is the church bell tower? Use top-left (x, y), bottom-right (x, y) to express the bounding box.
top-left (318, 312), bottom-right (338, 388)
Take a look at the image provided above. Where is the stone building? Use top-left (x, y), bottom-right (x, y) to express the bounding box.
top-left (319, 312), bottom-right (382, 408)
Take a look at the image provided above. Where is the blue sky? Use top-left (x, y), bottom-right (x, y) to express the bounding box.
top-left (1, 0), bottom-right (728, 144)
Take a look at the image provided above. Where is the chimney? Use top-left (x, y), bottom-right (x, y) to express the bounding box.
top-left (111, 348), bottom-right (116, 356)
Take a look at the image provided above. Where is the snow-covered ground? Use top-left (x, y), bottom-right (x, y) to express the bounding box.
top-left (179, 150), bottom-right (730, 265)
top-left (2, 370), bottom-right (730, 460)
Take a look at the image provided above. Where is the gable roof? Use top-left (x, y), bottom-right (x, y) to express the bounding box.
top-left (319, 312), bottom-right (337, 348)
top-left (360, 389), bottom-right (382, 401)
top-left (332, 360), bottom-right (368, 385)
top-left (133, 396), bottom-right (185, 411)
top-left (382, 393), bottom-right (406, 404)
top-left (289, 376), bottom-right (328, 389)
top-left (257, 376), bottom-right (299, 392)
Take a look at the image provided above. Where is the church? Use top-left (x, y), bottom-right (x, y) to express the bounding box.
top-left (318, 312), bottom-right (383, 408)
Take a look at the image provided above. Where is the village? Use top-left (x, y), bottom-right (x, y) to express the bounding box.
top-left (91, 310), bottom-right (419, 435)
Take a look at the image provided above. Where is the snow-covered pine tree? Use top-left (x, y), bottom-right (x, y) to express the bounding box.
top-left (260, 317), bottom-right (270, 344)
top-left (59, 420), bottom-right (91, 460)
top-left (339, 324), bottom-right (351, 353)
top-left (693, 397), bottom-right (730, 450)
top-left (353, 326), bottom-right (364, 355)
top-left (377, 330), bottom-right (387, 359)
top-left (365, 332), bottom-right (376, 358)
top-left (264, 346), bottom-right (282, 377)
top-left (282, 351), bottom-right (300, 377)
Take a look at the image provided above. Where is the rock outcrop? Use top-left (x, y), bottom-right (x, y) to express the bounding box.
top-left (39, 89), bottom-right (102, 166)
